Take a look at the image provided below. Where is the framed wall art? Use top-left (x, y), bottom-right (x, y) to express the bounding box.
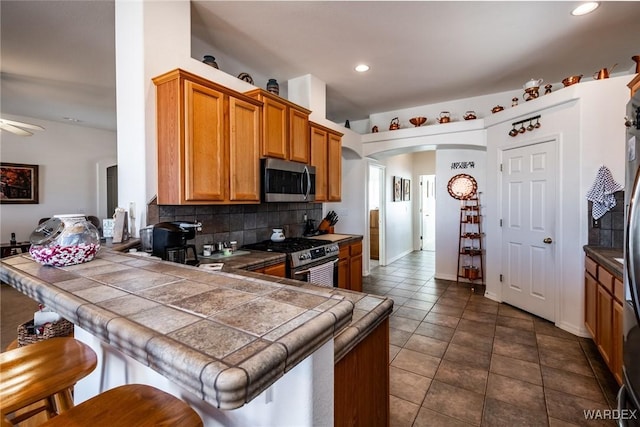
top-left (393, 176), bottom-right (402, 201)
top-left (0, 163), bottom-right (39, 204)
top-left (403, 179), bottom-right (411, 201)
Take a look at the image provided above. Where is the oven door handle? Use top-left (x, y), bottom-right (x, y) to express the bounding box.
top-left (293, 258), bottom-right (339, 276)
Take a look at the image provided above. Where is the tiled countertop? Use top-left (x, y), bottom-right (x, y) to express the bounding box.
top-left (0, 246), bottom-right (392, 410)
top-left (583, 246), bottom-right (624, 280)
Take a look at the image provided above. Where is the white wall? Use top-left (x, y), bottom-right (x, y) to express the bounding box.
top-left (0, 114), bottom-right (116, 241)
top-left (412, 151), bottom-right (436, 250)
top-left (435, 148), bottom-right (487, 281)
top-left (382, 154), bottom-right (414, 263)
top-left (484, 76), bottom-right (629, 335)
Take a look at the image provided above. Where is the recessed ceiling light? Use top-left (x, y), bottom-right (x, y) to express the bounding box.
top-left (571, 2), bottom-right (599, 16)
top-left (355, 64), bottom-right (370, 73)
top-left (63, 117), bottom-right (81, 123)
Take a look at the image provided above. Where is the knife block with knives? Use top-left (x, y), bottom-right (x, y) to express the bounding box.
top-left (318, 211), bottom-right (339, 233)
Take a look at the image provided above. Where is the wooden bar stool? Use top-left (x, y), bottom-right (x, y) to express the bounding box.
top-left (0, 337), bottom-right (97, 425)
top-left (40, 384), bottom-right (203, 427)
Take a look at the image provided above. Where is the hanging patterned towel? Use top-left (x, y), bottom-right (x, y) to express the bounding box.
top-left (308, 261), bottom-right (334, 287)
top-left (585, 165), bottom-right (623, 220)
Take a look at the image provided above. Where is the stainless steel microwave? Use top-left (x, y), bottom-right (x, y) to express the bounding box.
top-left (262, 158), bottom-right (316, 202)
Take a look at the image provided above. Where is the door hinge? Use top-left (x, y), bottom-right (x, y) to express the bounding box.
top-left (500, 163), bottom-right (503, 172)
top-left (499, 219), bottom-right (503, 227)
top-left (499, 274), bottom-right (503, 282)
top-left (420, 236), bottom-right (423, 240)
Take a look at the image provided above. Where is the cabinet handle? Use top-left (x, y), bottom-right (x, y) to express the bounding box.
top-left (543, 237), bottom-right (553, 244)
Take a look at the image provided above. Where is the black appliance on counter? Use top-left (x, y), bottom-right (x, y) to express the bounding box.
top-left (152, 222), bottom-right (199, 265)
top-left (244, 237), bottom-right (339, 284)
top-left (619, 90), bottom-right (640, 427)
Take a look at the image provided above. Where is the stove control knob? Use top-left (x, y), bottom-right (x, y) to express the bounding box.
top-left (299, 253), bottom-right (311, 260)
top-left (326, 244), bottom-right (339, 254)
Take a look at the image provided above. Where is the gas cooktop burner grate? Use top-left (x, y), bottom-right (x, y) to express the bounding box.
top-left (243, 238), bottom-right (328, 253)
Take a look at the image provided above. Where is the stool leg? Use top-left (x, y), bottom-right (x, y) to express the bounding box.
top-left (53, 389), bottom-right (74, 413)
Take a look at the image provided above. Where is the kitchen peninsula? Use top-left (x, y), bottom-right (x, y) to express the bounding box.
top-left (0, 246), bottom-right (392, 426)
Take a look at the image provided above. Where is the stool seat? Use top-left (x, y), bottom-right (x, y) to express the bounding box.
top-left (0, 337), bottom-right (97, 423)
top-left (41, 384), bottom-right (203, 427)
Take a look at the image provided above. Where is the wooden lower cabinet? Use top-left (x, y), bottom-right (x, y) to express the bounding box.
top-left (584, 255), bottom-right (623, 385)
top-left (337, 240), bottom-right (363, 292)
top-left (253, 262), bottom-right (286, 277)
top-left (613, 300), bottom-right (624, 385)
top-left (349, 242), bottom-right (363, 293)
top-left (585, 272), bottom-right (597, 338)
top-left (335, 317), bottom-right (389, 427)
top-left (596, 284), bottom-right (613, 365)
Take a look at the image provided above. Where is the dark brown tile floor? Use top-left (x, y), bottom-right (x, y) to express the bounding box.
top-left (365, 251), bottom-right (620, 427)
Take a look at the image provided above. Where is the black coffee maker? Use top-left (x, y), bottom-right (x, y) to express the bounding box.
top-left (152, 222), bottom-right (199, 265)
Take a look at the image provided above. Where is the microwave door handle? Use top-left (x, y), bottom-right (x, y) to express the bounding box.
top-left (303, 166), bottom-right (311, 200)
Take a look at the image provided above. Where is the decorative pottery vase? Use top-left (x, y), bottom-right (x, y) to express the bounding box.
top-left (266, 79), bottom-right (279, 95)
top-left (202, 55), bottom-right (219, 69)
top-left (345, 120), bottom-right (350, 129)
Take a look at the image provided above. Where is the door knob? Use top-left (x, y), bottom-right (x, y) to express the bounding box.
top-left (543, 237), bottom-right (553, 244)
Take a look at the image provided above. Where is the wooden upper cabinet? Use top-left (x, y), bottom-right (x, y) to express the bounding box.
top-left (229, 97), bottom-right (261, 201)
top-left (245, 89), bottom-right (311, 163)
top-left (289, 107), bottom-right (311, 163)
top-left (310, 125), bottom-right (328, 202)
top-left (260, 96), bottom-right (288, 159)
top-left (309, 122), bottom-right (343, 202)
top-left (153, 69), bottom-right (262, 205)
top-left (327, 131), bottom-right (342, 201)
top-left (184, 80), bottom-right (225, 202)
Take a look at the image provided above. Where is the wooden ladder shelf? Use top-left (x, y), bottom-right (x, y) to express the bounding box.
top-left (456, 196), bottom-right (484, 284)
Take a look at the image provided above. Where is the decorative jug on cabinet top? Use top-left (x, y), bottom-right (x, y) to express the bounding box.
top-left (523, 78), bottom-right (543, 90)
top-left (437, 111), bottom-right (451, 124)
top-left (389, 117), bottom-right (400, 130)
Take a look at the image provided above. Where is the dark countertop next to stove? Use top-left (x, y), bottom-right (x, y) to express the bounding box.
top-left (0, 242), bottom-right (391, 410)
top-left (583, 245), bottom-right (624, 279)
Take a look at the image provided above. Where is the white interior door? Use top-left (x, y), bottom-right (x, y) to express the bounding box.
top-left (420, 175), bottom-right (436, 251)
top-left (501, 140), bottom-right (557, 321)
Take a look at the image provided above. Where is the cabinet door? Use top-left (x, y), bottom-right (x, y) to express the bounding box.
top-left (349, 253), bottom-right (363, 293)
top-left (327, 131), bottom-right (342, 201)
top-left (229, 97), bottom-right (261, 202)
top-left (289, 107), bottom-right (310, 163)
top-left (263, 263), bottom-right (286, 278)
top-left (596, 285), bottom-right (613, 365)
top-left (337, 246), bottom-right (349, 289)
top-left (261, 97), bottom-right (288, 159)
top-left (613, 301), bottom-right (623, 385)
top-left (584, 272), bottom-right (597, 338)
top-left (184, 80), bottom-right (225, 202)
top-left (310, 125), bottom-right (328, 202)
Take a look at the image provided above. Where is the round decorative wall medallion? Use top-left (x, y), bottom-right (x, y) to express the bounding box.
top-left (447, 174), bottom-right (478, 200)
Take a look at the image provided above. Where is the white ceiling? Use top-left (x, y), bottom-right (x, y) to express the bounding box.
top-left (2, 1), bottom-right (640, 132)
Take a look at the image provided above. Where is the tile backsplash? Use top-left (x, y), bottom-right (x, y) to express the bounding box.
top-left (147, 198), bottom-right (323, 250)
top-left (587, 191), bottom-right (624, 249)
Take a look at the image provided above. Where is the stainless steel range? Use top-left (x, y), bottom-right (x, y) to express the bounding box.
top-left (243, 237), bottom-right (339, 285)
